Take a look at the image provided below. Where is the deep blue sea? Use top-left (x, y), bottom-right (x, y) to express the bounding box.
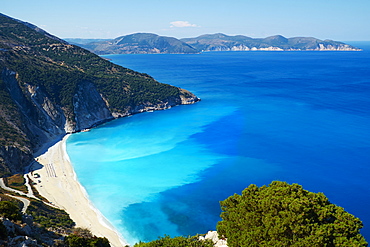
top-left (67, 42), bottom-right (370, 245)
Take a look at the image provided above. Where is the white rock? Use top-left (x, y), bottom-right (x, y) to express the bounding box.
top-left (200, 231), bottom-right (228, 247)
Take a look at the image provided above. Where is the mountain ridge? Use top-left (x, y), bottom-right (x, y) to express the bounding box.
top-left (69, 33), bottom-right (361, 54)
top-left (71, 33), bottom-right (198, 55)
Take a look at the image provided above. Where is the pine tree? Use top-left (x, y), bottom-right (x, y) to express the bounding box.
top-left (217, 181), bottom-right (368, 247)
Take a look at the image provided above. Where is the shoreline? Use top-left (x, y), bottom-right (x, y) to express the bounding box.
top-left (28, 134), bottom-right (127, 247)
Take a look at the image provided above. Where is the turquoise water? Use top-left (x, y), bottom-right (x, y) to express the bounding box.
top-left (67, 44), bottom-right (370, 244)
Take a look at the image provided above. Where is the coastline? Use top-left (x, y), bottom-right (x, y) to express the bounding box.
top-left (28, 135), bottom-right (127, 247)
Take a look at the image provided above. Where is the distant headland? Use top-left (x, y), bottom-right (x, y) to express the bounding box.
top-left (66, 33), bottom-right (362, 55)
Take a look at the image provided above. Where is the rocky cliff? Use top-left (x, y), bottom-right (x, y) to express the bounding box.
top-left (0, 215), bottom-right (62, 246)
top-left (0, 13), bottom-right (199, 176)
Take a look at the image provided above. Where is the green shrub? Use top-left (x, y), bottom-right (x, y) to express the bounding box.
top-left (217, 181), bottom-right (368, 247)
top-left (26, 200), bottom-right (75, 229)
top-left (0, 201), bottom-right (22, 221)
top-left (133, 235), bottom-right (214, 247)
top-left (64, 234), bottom-right (110, 247)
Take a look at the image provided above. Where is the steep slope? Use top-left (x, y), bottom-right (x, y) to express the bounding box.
top-left (181, 33), bottom-right (361, 51)
top-left (78, 33), bottom-right (199, 55)
top-left (0, 14), bottom-right (199, 176)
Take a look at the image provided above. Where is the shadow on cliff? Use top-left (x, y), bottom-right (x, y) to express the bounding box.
top-left (32, 134), bottom-right (65, 158)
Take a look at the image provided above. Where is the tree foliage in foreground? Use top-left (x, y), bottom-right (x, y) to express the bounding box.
top-left (133, 235), bottom-right (213, 247)
top-left (64, 234), bottom-right (110, 247)
top-left (217, 181), bottom-right (368, 247)
top-left (62, 227), bottom-right (110, 247)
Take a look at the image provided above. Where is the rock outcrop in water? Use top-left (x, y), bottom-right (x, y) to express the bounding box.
top-left (0, 13), bottom-right (199, 176)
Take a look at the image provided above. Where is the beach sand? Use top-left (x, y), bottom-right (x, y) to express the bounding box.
top-left (29, 135), bottom-right (127, 247)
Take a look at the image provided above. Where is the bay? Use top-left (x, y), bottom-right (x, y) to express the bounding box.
top-left (67, 45), bottom-right (370, 244)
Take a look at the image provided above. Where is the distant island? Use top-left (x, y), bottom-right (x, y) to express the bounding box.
top-left (67, 33), bottom-right (361, 55)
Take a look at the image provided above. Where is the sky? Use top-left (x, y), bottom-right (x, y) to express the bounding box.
top-left (2, 0), bottom-right (370, 41)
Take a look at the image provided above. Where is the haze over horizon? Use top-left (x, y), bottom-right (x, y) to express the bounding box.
top-left (2, 0), bottom-right (370, 41)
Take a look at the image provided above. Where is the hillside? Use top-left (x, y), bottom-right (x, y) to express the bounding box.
top-left (181, 33), bottom-right (362, 51)
top-left (74, 33), bottom-right (199, 55)
top-left (0, 13), bottom-right (199, 176)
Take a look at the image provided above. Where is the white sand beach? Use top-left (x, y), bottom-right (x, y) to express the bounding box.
top-left (28, 135), bottom-right (127, 247)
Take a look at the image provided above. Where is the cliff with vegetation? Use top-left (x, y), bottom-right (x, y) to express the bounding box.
top-left (0, 13), bottom-right (199, 176)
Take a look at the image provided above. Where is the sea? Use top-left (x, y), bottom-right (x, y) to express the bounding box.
top-left (66, 42), bottom-right (370, 245)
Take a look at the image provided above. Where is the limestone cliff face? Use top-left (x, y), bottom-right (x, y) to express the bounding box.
top-left (73, 81), bottom-right (113, 131)
top-left (26, 82), bottom-right (66, 138)
top-left (2, 68), bottom-right (65, 145)
top-left (0, 68), bottom-right (67, 175)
